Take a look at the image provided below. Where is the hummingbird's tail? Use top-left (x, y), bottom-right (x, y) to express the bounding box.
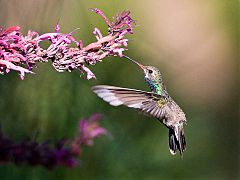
top-left (168, 125), bottom-right (186, 156)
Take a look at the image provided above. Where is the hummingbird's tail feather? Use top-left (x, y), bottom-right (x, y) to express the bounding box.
top-left (168, 126), bottom-right (186, 156)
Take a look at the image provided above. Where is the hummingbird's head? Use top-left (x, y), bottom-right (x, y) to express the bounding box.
top-left (142, 66), bottom-right (162, 82)
top-left (123, 55), bottom-right (162, 82)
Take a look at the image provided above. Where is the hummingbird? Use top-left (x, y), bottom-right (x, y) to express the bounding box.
top-left (92, 56), bottom-right (186, 156)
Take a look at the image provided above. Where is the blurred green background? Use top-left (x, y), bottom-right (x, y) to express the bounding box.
top-left (0, 0), bottom-right (238, 179)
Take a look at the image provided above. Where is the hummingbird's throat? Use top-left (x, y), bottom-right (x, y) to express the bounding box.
top-left (145, 78), bottom-right (162, 95)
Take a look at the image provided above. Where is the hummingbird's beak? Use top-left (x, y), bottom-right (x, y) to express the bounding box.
top-left (123, 55), bottom-right (145, 70)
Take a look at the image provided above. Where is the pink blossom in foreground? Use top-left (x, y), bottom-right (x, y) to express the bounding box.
top-left (0, 9), bottom-right (134, 80)
top-left (71, 113), bottom-right (109, 156)
top-left (0, 114), bottom-right (109, 169)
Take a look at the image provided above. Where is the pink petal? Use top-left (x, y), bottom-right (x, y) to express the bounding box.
top-left (93, 28), bottom-right (103, 40)
top-left (90, 8), bottom-right (111, 27)
top-left (3, 26), bottom-right (20, 34)
top-left (80, 65), bottom-right (96, 80)
top-left (55, 23), bottom-right (60, 33)
top-left (90, 127), bottom-right (107, 138)
top-left (113, 48), bottom-right (125, 57)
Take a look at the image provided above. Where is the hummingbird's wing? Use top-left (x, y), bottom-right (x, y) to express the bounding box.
top-left (92, 85), bottom-right (168, 119)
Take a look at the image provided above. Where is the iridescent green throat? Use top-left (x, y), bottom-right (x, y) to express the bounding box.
top-left (145, 78), bottom-right (162, 95)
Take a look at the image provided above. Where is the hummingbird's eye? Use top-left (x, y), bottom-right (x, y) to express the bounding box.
top-left (148, 69), bottom-right (153, 74)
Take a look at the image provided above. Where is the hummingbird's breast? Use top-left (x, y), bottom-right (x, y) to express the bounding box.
top-left (163, 100), bottom-right (186, 127)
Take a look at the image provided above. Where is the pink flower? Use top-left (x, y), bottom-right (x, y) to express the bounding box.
top-left (79, 113), bottom-right (108, 146)
top-left (71, 114), bottom-right (109, 156)
top-left (0, 9), bottom-right (134, 80)
top-left (0, 114), bottom-right (109, 169)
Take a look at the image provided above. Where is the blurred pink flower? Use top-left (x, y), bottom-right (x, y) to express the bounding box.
top-left (0, 114), bottom-right (109, 169)
top-left (0, 9), bottom-right (134, 80)
top-left (71, 114), bottom-right (109, 156)
top-left (79, 113), bottom-right (108, 146)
